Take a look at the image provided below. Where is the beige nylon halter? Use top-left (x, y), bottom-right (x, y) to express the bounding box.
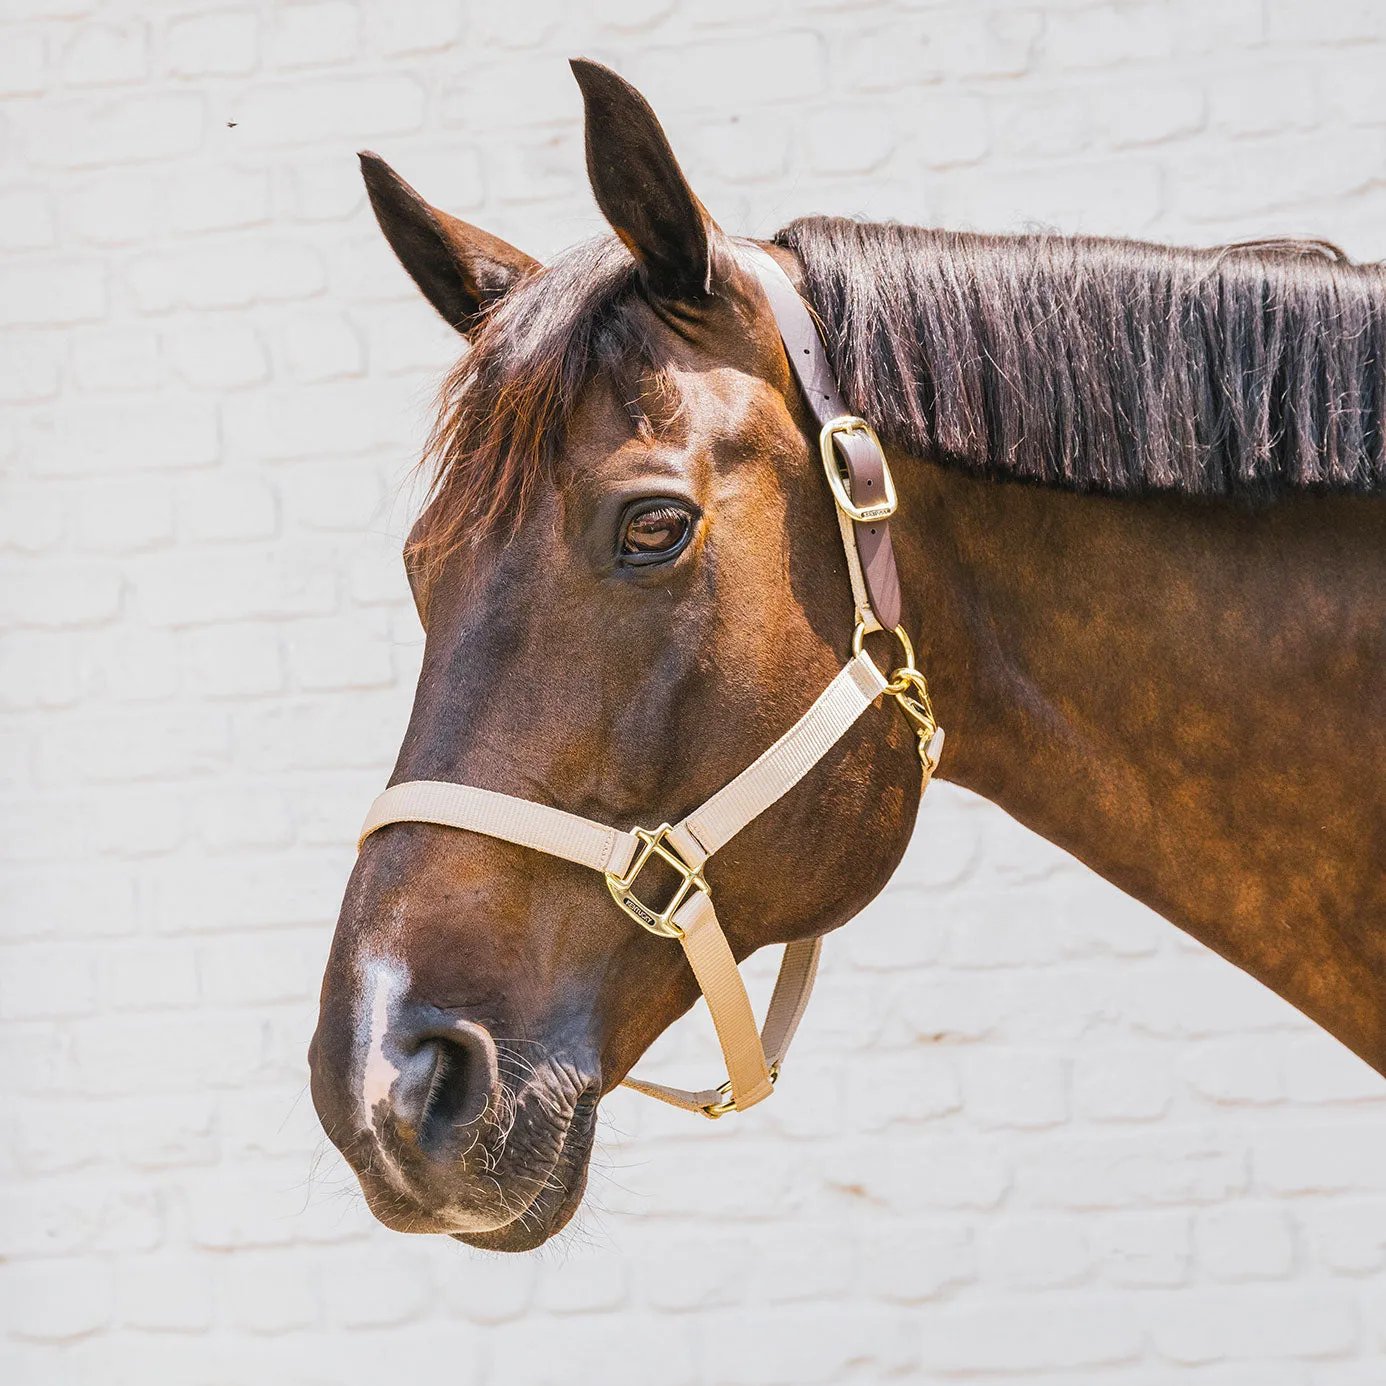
top-left (357, 246), bottom-right (943, 1118)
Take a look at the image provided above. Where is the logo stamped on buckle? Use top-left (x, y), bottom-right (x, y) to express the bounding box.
top-left (605, 824), bottom-right (709, 939)
top-left (819, 416), bottom-right (898, 523)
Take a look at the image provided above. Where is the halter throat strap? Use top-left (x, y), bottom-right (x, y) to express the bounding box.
top-left (357, 246), bottom-right (933, 1119)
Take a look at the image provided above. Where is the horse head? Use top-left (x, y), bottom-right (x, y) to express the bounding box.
top-left (308, 62), bottom-right (925, 1250)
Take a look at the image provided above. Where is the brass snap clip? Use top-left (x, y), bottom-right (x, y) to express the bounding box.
top-left (853, 620), bottom-right (945, 781)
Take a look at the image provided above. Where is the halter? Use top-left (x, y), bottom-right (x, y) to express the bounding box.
top-left (357, 245), bottom-right (943, 1118)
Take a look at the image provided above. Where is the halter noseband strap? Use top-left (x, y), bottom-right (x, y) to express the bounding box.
top-left (356, 245), bottom-right (942, 1119)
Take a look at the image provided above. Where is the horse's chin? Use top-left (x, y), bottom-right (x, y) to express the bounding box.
top-left (450, 1095), bottom-right (597, 1252)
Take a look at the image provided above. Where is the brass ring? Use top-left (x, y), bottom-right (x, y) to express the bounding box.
top-left (852, 620), bottom-right (916, 674)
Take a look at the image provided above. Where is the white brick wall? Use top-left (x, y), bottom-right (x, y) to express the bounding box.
top-left (4, 1), bottom-right (1386, 1381)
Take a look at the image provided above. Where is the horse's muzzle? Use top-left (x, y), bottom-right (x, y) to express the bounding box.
top-left (309, 989), bottom-right (596, 1248)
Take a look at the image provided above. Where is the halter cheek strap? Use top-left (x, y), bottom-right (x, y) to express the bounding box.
top-left (357, 246), bottom-right (942, 1119)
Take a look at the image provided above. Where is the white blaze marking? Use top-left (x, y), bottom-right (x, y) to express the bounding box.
top-left (358, 959), bottom-right (408, 1126)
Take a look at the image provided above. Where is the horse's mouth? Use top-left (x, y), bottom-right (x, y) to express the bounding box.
top-left (450, 1092), bottom-right (598, 1252)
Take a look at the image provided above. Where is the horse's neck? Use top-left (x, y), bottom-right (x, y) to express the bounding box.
top-left (902, 459), bottom-right (1386, 1072)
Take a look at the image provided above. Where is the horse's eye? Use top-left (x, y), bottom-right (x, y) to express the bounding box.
top-left (619, 503), bottom-right (693, 565)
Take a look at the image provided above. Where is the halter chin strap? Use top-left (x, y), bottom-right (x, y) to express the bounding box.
top-left (357, 245), bottom-right (941, 1118)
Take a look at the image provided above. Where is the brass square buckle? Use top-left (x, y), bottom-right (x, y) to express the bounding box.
top-left (605, 824), bottom-right (709, 939)
top-left (819, 415), bottom-right (897, 523)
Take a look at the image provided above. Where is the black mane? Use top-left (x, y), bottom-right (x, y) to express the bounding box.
top-left (776, 217), bottom-right (1386, 497)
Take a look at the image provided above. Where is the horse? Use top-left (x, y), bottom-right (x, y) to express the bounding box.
top-left (309, 60), bottom-right (1386, 1252)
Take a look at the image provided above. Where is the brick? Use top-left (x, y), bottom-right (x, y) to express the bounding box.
top-left (1210, 64), bottom-right (1319, 135)
top-left (62, 19), bottom-right (148, 87)
top-left (1093, 77), bottom-right (1207, 148)
top-left (0, 942), bottom-right (99, 1019)
top-left (104, 940), bottom-right (200, 1010)
top-left (65, 168), bottom-right (157, 244)
top-left (72, 476), bottom-right (174, 553)
top-left (825, 1135), bottom-right (1011, 1213)
top-left (487, 1313), bottom-right (695, 1386)
top-left (87, 625), bottom-right (182, 703)
top-left (1299, 1199), bottom-right (1386, 1274)
top-left (182, 1167), bottom-right (313, 1249)
top-left (236, 75), bottom-right (426, 146)
top-left (149, 852), bottom-right (347, 933)
top-left (920, 1295), bottom-right (1144, 1372)
top-left (268, 2), bottom-right (360, 68)
top-left (846, 1048), bottom-right (960, 1130)
top-left (0, 1182), bottom-right (161, 1258)
top-left (0, 1258), bottom-right (112, 1342)
top-left (0, 484), bottom-right (64, 554)
top-left (1283, 1036), bottom-right (1386, 1104)
top-left (1252, 1124), bottom-right (1386, 1196)
top-left (125, 241), bottom-right (327, 312)
top-left (40, 709), bottom-right (230, 785)
top-left (166, 321), bottom-right (270, 390)
top-left (1022, 1130), bottom-right (1248, 1210)
top-left (1181, 1038), bottom-right (1284, 1105)
top-left (859, 1220), bottom-right (975, 1304)
top-left (438, 1248), bottom-right (538, 1324)
top-left (634, 32), bottom-right (827, 111)
top-left (69, 327), bottom-right (162, 391)
top-left (1044, 4), bottom-right (1178, 68)
top-left (0, 631), bottom-right (80, 710)
top-left (165, 10), bottom-right (259, 76)
top-left (1074, 1046), bottom-right (1173, 1122)
top-left (198, 931), bottom-right (324, 1005)
top-left (1150, 1287), bottom-right (1359, 1364)
top-left (38, 93), bottom-right (205, 168)
top-left (4, 562), bottom-right (121, 628)
top-left (116, 1257), bottom-right (213, 1332)
top-left (964, 1049), bottom-right (1069, 1128)
top-left (1266, 0), bottom-right (1384, 43)
top-left (133, 549), bottom-right (336, 626)
top-left (536, 1246), bottom-right (628, 1315)
top-left (367, 0), bottom-right (465, 54)
top-left (168, 165), bottom-right (272, 233)
top-left (89, 784), bottom-right (188, 857)
top-left (221, 1249), bottom-right (320, 1332)
top-left (0, 867), bottom-right (137, 939)
top-left (23, 399), bottom-right (219, 475)
top-left (279, 456), bottom-right (386, 531)
top-left (279, 311), bottom-right (366, 382)
top-left (182, 622), bottom-right (284, 697)
top-left (285, 613), bottom-right (394, 690)
top-left (979, 1213), bottom-right (1092, 1291)
top-left (175, 471), bottom-right (278, 543)
top-left (0, 28), bottom-right (45, 94)
top-left (0, 258), bottom-right (105, 327)
top-left (74, 1010), bottom-right (264, 1094)
top-left (803, 104), bottom-right (897, 177)
top-left (0, 187), bottom-right (56, 249)
top-left (0, 333), bottom-right (60, 402)
top-left (120, 1096), bottom-right (217, 1169)
top-left (1197, 1204), bottom-right (1295, 1282)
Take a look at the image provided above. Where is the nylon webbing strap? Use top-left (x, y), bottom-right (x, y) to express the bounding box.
top-left (360, 780), bottom-right (638, 877)
top-left (668, 652), bottom-right (888, 865)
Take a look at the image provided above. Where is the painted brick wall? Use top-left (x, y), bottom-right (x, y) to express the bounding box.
top-left (3, 1), bottom-right (1386, 1382)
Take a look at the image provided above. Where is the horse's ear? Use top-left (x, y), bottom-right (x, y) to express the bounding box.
top-left (570, 59), bottom-right (719, 302)
top-left (359, 151), bottom-right (540, 336)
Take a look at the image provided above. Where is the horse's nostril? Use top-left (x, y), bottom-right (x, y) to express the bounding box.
top-left (394, 1017), bottom-right (500, 1156)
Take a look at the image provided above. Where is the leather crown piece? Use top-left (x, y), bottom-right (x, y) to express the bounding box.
top-left (357, 244), bottom-right (919, 1118)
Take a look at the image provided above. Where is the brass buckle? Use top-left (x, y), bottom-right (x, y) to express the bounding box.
top-left (605, 824), bottom-right (709, 940)
top-left (819, 415), bottom-right (897, 523)
top-left (701, 1064), bottom-right (779, 1120)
